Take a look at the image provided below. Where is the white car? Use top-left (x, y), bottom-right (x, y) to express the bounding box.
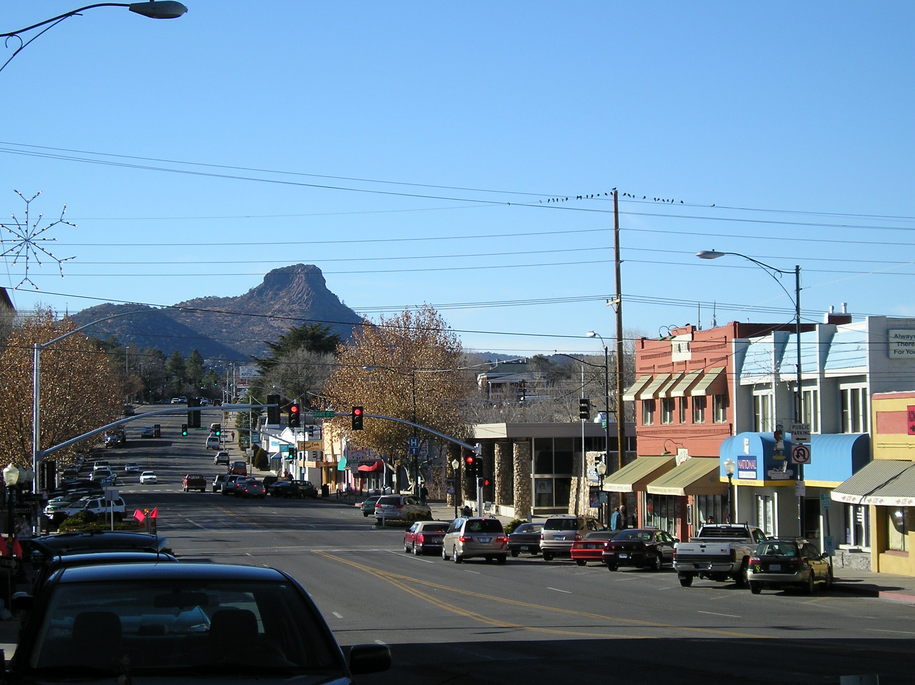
top-left (139, 470), bottom-right (158, 484)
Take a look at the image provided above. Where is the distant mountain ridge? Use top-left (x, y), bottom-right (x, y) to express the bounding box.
top-left (69, 264), bottom-right (365, 360)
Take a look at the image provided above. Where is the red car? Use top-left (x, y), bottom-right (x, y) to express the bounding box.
top-left (570, 531), bottom-right (617, 566)
top-left (403, 521), bottom-right (449, 556)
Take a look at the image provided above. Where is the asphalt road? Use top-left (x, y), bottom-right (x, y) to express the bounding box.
top-left (101, 406), bottom-right (915, 684)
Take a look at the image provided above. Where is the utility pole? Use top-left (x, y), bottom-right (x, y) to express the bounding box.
top-left (613, 189), bottom-right (626, 476)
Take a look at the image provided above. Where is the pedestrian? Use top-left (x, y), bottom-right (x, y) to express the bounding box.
top-left (419, 485), bottom-right (428, 505)
top-left (610, 505), bottom-right (624, 531)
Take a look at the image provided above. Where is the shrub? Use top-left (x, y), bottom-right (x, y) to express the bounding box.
top-left (503, 518), bottom-right (526, 535)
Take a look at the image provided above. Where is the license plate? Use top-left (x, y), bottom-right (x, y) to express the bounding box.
top-left (520, 545), bottom-right (529, 551)
top-left (478, 537), bottom-right (491, 543)
top-left (619, 553), bottom-right (628, 558)
top-left (770, 563), bottom-right (781, 571)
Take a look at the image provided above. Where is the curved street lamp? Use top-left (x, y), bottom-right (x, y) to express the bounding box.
top-left (1, 2), bottom-right (188, 74)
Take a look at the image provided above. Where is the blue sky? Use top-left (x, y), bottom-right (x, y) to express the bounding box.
top-left (1, 1), bottom-right (913, 357)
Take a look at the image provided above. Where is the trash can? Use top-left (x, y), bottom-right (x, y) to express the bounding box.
top-left (321, 484), bottom-right (329, 498)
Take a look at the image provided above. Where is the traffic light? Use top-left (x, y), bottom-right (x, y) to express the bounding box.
top-left (579, 398), bottom-right (591, 420)
top-left (464, 453), bottom-right (475, 476)
top-left (288, 403), bottom-right (300, 428)
top-left (478, 476), bottom-right (491, 488)
top-left (181, 423), bottom-right (188, 437)
top-left (266, 394), bottom-right (280, 424)
top-left (351, 406), bottom-right (364, 430)
top-left (212, 423), bottom-right (221, 437)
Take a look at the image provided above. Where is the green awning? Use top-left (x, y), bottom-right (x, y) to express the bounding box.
top-left (637, 373), bottom-right (672, 400)
top-left (622, 375), bottom-right (652, 402)
top-left (689, 367), bottom-right (726, 396)
top-left (646, 457), bottom-right (725, 496)
top-left (657, 373), bottom-right (683, 398)
top-left (831, 460), bottom-right (915, 507)
top-left (670, 370), bottom-right (702, 397)
top-left (602, 456), bottom-right (675, 493)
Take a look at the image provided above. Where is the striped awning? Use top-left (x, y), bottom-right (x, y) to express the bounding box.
top-left (670, 370), bottom-right (702, 397)
top-left (831, 460), bottom-right (915, 507)
top-left (622, 376), bottom-right (652, 402)
top-left (646, 457), bottom-right (725, 496)
top-left (689, 367), bottom-right (726, 396)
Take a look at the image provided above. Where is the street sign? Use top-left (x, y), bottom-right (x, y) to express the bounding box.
top-left (311, 411), bottom-right (335, 418)
top-left (302, 440), bottom-right (323, 451)
top-left (790, 422), bottom-right (811, 443)
top-left (791, 444), bottom-right (811, 464)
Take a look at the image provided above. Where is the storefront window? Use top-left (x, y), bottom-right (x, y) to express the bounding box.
top-left (755, 494), bottom-right (774, 536)
top-left (695, 494), bottom-right (724, 526)
top-left (644, 494), bottom-right (678, 537)
top-left (842, 504), bottom-right (869, 549)
top-left (887, 508), bottom-right (908, 552)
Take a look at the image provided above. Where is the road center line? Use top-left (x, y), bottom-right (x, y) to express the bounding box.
top-left (547, 587), bottom-right (572, 594)
top-left (698, 610), bottom-right (741, 618)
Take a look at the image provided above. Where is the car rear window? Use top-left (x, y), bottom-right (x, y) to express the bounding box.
top-left (422, 523), bottom-right (449, 532)
top-left (757, 542), bottom-right (798, 557)
top-left (377, 496), bottom-right (401, 505)
top-left (465, 520), bottom-right (503, 534)
top-left (545, 518), bottom-right (578, 531)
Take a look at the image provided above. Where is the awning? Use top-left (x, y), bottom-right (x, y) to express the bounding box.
top-left (646, 457), bottom-right (726, 496)
top-left (356, 460), bottom-right (384, 473)
top-left (602, 457), bottom-right (675, 493)
top-left (637, 373), bottom-right (672, 400)
top-left (689, 367), bottom-right (726, 396)
top-left (657, 373), bottom-right (683, 398)
top-left (670, 369), bottom-right (702, 397)
top-left (831, 460), bottom-right (915, 507)
top-left (622, 376), bottom-right (652, 402)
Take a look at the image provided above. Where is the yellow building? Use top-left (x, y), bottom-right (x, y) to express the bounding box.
top-left (832, 391), bottom-right (915, 576)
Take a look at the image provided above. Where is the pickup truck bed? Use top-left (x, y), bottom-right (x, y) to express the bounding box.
top-left (673, 525), bottom-right (767, 588)
top-left (182, 474), bottom-right (207, 492)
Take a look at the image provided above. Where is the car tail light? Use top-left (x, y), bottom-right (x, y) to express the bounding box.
top-left (496, 536), bottom-right (509, 543)
top-left (459, 536), bottom-right (471, 543)
top-left (749, 557), bottom-right (760, 568)
top-left (416, 534), bottom-right (425, 543)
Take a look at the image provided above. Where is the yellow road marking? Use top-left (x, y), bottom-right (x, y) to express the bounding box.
top-left (316, 551), bottom-right (766, 640)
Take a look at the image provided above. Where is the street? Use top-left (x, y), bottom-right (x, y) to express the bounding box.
top-left (106, 408), bottom-right (915, 684)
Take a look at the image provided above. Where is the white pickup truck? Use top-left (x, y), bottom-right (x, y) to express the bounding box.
top-left (673, 524), bottom-right (768, 588)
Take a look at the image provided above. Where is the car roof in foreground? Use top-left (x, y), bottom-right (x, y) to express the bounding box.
top-left (30, 531), bottom-right (170, 555)
top-left (57, 561), bottom-right (289, 584)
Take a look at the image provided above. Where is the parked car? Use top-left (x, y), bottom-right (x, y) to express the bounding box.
top-left (60, 496), bottom-right (126, 520)
top-left (212, 473), bottom-right (229, 492)
top-left (268, 480), bottom-right (318, 499)
top-left (240, 479), bottom-right (267, 498)
top-left (403, 521), bottom-right (449, 555)
top-left (169, 396), bottom-right (186, 404)
top-left (373, 494), bottom-right (431, 524)
top-left (8, 562), bottom-right (391, 682)
top-left (43, 493), bottom-right (87, 519)
top-left (508, 522), bottom-right (543, 557)
top-left (540, 515), bottom-right (606, 561)
top-left (213, 450), bottom-right (230, 465)
top-left (748, 538), bottom-right (833, 594)
top-left (359, 495), bottom-right (381, 517)
top-left (603, 528), bottom-right (678, 571)
top-left (31, 550), bottom-right (179, 594)
top-left (182, 473), bottom-right (207, 493)
top-left (570, 531), bottom-right (617, 566)
top-left (442, 517), bottom-right (508, 563)
top-left (139, 470), bottom-right (158, 484)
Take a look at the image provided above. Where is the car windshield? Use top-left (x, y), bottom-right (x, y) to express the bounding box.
top-left (24, 579), bottom-right (343, 676)
top-left (545, 518), bottom-right (579, 531)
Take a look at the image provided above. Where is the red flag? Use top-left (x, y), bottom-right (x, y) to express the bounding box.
top-left (149, 507), bottom-right (159, 519)
top-left (133, 509), bottom-right (146, 523)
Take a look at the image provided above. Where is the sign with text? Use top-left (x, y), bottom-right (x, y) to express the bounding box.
top-left (737, 456), bottom-right (758, 480)
top-left (889, 329), bottom-right (915, 358)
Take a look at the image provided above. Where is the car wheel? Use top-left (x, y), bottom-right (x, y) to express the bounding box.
top-left (606, 562), bottom-right (618, 572)
top-left (678, 574), bottom-right (693, 587)
top-left (575, 559), bottom-right (586, 566)
top-left (736, 562), bottom-right (749, 587)
top-left (413, 544), bottom-right (421, 556)
top-left (543, 551), bottom-right (554, 561)
top-left (750, 582), bottom-right (762, 595)
top-left (510, 549), bottom-right (520, 557)
top-left (497, 556), bottom-right (507, 564)
top-left (650, 553), bottom-right (663, 572)
top-left (485, 556), bottom-right (493, 563)
top-left (363, 512), bottom-right (369, 517)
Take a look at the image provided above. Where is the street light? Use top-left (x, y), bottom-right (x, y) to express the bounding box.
top-left (1, 2), bottom-right (188, 74)
top-left (697, 249), bottom-right (804, 533)
top-left (724, 458), bottom-right (736, 523)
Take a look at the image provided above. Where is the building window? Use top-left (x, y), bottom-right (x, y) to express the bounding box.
top-left (753, 392), bottom-right (772, 432)
top-left (642, 399), bottom-right (655, 425)
top-left (801, 388), bottom-right (819, 433)
top-left (695, 494), bottom-right (724, 527)
top-left (713, 394), bottom-right (728, 423)
top-left (692, 396), bottom-right (706, 423)
top-left (887, 508), bottom-right (908, 552)
top-left (678, 397), bottom-right (688, 424)
top-left (842, 504), bottom-right (869, 550)
top-left (840, 386), bottom-right (869, 433)
top-left (661, 398), bottom-right (674, 424)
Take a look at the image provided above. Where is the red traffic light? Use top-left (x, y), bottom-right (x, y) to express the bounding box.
top-left (290, 404), bottom-right (300, 415)
top-left (465, 455), bottom-right (474, 465)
